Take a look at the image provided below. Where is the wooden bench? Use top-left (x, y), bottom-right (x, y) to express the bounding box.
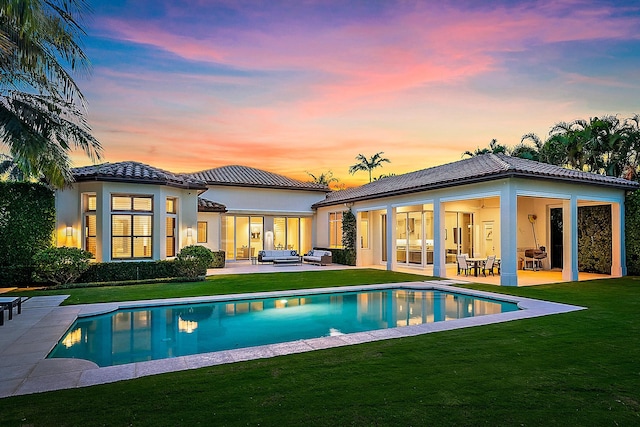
top-left (0, 297), bottom-right (22, 326)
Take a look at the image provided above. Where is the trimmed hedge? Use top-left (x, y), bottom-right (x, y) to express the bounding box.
top-left (211, 250), bottom-right (225, 268)
top-left (78, 260), bottom-right (180, 283)
top-left (626, 190), bottom-right (640, 275)
top-left (578, 205), bottom-right (612, 274)
top-left (314, 247), bottom-right (355, 266)
top-left (0, 182), bottom-right (55, 285)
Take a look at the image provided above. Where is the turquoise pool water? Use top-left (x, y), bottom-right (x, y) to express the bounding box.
top-left (49, 288), bottom-right (519, 367)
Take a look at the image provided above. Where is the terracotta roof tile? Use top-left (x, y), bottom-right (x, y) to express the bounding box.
top-left (186, 165), bottom-right (329, 192)
top-left (198, 197), bottom-right (227, 212)
top-left (72, 161), bottom-right (207, 190)
top-left (313, 154), bottom-right (638, 207)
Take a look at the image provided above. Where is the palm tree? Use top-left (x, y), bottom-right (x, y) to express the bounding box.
top-left (462, 139), bottom-right (508, 158)
top-left (306, 170), bottom-right (339, 187)
top-left (348, 152), bottom-right (391, 183)
top-left (1, 0), bottom-right (102, 188)
top-left (0, 154), bottom-right (25, 181)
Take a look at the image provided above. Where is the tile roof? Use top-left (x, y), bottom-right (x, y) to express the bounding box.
top-left (72, 161), bottom-right (207, 190)
top-left (186, 165), bottom-right (330, 192)
top-left (198, 197), bottom-right (227, 212)
top-left (313, 153), bottom-right (639, 208)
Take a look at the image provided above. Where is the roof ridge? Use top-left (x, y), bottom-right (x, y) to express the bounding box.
top-left (491, 153), bottom-right (512, 171)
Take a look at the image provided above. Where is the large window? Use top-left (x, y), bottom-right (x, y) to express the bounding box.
top-left (274, 217), bottom-right (312, 254)
top-left (359, 211), bottom-right (369, 249)
top-left (111, 195), bottom-right (153, 259)
top-left (166, 198), bottom-right (177, 257)
top-left (84, 194), bottom-right (96, 257)
top-left (329, 211), bottom-right (344, 248)
top-left (197, 221), bottom-right (208, 243)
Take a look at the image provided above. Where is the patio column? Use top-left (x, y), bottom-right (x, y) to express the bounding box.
top-left (499, 182), bottom-right (518, 286)
top-left (432, 197), bottom-right (446, 277)
top-left (386, 206), bottom-right (396, 271)
top-left (611, 201), bottom-right (624, 277)
top-left (98, 188), bottom-right (110, 262)
top-left (562, 196), bottom-right (579, 282)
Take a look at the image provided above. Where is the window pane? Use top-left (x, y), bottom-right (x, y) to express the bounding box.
top-left (86, 237), bottom-right (97, 257)
top-left (274, 217), bottom-right (286, 250)
top-left (86, 214), bottom-right (96, 236)
top-left (112, 237), bottom-right (131, 258)
top-left (166, 237), bottom-right (175, 257)
top-left (287, 217), bottom-right (299, 252)
top-left (133, 216), bottom-right (152, 236)
top-left (223, 217), bottom-right (235, 259)
top-left (133, 197), bottom-right (152, 212)
top-left (112, 215), bottom-right (131, 236)
top-left (86, 194), bottom-right (96, 212)
top-left (133, 237), bottom-right (152, 257)
top-left (166, 198), bottom-right (176, 214)
top-left (300, 218), bottom-right (312, 254)
top-left (112, 196), bottom-right (132, 211)
top-left (166, 217), bottom-right (175, 237)
top-left (197, 221), bottom-right (207, 243)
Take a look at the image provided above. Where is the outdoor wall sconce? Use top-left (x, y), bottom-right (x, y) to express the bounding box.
top-left (66, 226), bottom-right (73, 237)
top-left (187, 227), bottom-right (193, 237)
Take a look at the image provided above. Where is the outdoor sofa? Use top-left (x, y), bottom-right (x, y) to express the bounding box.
top-left (258, 250), bottom-right (300, 264)
top-left (302, 250), bottom-right (332, 266)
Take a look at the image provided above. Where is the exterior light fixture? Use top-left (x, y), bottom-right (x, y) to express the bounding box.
top-left (66, 226), bottom-right (73, 237)
top-left (187, 227), bottom-right (193, 237)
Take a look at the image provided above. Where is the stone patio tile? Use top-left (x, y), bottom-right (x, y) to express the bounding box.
top-left (268, 340), bottom-right (315, 356)
top-left (0, 378), bottom-right (25, 398)
top-left (2, 339), bottom-right (56, 356)
top-left (184, 351), bottom-right (235, 369)
top-left (135, 357), bottom-right (189, 377)
top-left (79, 364), bottom-right (136, 387)
top-left (333, 331), bottom-right (378, 344)
top-left (16, 371), bottom-right (83, 395)
top-left (30, 358), bottom-right (97, 377)
top-left (1, 363), bottom-right (35, 381)
top-left (366, 328), bottom-right (405, 339)
top-left (304, 336), bottom-right (350, 350)
top-left (0, 351), bottom-right (44, 368)
top-left (228, 346), bottom-right (276, 362)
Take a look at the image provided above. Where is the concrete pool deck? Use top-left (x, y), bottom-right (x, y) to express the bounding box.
top-left (0, 280), bottom-right (585, 398)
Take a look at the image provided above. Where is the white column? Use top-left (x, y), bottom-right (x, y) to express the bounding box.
top-left (499, 182), bottom-right (518, 286)
top-left (386, 206), bottom-right (396, 271)
top-left (611, 202), bottom-right (624, 277)
top-left (432, 198), bottom-right (446, 277)
top-left (562, 197), bottom-right (579, 282)
top-left (97, 188), bottom-right (110, 262)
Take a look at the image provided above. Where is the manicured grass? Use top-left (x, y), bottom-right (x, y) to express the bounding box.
top-left (2, 273), bottom-right (639, 426)
top-left (9, 269), bottom-right (429, 305)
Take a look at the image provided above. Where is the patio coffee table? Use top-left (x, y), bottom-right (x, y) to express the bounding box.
top-left (273, 257), bottom-right (301, 265)
top-left (0, 296), bottom-right (22, 326)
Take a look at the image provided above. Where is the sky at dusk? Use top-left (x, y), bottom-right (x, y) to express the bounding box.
top-left (71, 0), bottom-right (640, 187)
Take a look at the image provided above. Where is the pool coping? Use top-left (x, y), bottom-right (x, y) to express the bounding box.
top-left (0, 280), bottom-right (585, 398)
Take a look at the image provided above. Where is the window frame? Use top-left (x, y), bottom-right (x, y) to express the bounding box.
top-left (110, 195), bottom-right (154, 260)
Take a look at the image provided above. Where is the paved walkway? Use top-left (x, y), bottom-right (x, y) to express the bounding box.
top-left (0, 280), bottom-right (585, 399)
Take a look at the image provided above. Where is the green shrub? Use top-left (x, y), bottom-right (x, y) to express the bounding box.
top-left (626, 190), bottom-right (640, 275)
top-left (313, 247), bottom-right (355, 266)
top-left (0, 182), bottom-right (55, 285)
top-left (32, 247), bottom-right (93, 285)
top-left (78, 260), bottom-right (180, 283)
top-left (175, 245), bottom-right (214, 280)
top-left (211, 250), bottom-right (225, 268)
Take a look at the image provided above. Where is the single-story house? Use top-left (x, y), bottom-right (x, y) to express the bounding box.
top-left (55, 154), bottom-right (638, 286)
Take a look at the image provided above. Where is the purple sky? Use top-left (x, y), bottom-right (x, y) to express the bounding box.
top-left (72, 0), bottom-right (640, 186)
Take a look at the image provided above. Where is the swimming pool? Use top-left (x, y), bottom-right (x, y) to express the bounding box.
top-left (49, 287), bottom-right (519, 367)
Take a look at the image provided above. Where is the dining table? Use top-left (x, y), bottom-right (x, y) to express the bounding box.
top-left (466, 258), bottom-right (486, 277)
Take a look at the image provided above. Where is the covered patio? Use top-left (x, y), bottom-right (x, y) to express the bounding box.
top-left (312, 154), bottom-right (637, 286)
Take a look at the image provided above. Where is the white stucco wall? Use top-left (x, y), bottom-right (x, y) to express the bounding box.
top-left (200, 186), bottom-right (327, 216)
top-left (56, 181), bottom-right (199, 262)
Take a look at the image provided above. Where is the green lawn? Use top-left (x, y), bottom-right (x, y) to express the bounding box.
top-left (2, 271), bottom-right (639, 426)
